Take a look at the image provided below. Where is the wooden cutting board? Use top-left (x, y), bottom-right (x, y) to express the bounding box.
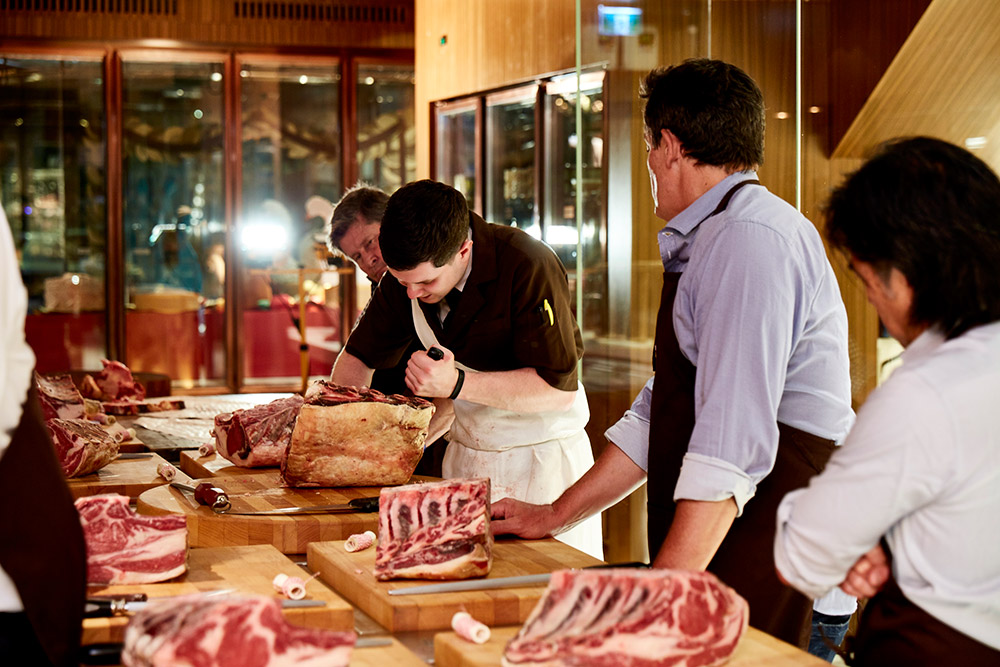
top-left (353, 637), bottom-right (425, 666)
top-left (137, 474), bottom-right (436, 554)
top-left (82, 544), bottom-right (353, 644)
top-left (307, 537), bottom-right (603, 633)
top-left (67, 453), bottom-right (192, 500)
top-left (178, 450), bottom-right (281, 479)
top-left (434, 625), bottom-right (829, 666)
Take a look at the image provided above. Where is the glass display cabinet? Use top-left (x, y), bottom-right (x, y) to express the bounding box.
top-left (485, 86), bottom-right (538, 235)
top-left (433, 99), bottom-right (478, 211)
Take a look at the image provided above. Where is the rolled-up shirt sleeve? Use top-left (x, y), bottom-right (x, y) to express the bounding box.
top-left (604, 375), bottom-right (654, 472)
top-left (675, 453), bottom-right (756, 515)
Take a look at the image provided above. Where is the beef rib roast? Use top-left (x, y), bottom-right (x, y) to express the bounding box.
top-left (213, 395), bottom-right (304, 468)
top-left (81, 359), bottom-right (147, 401)
top-left (47, 418), bottom-right (120, 478)
top-left (35, 371), bottom-right (87, 421)
top-left (121, 593), bottom-right (356, 667)
top-left (76, 494), bottom-right (187, 585)
top-left (502, 568), bottom-right (749, 667)
top-left (281, 381), bottom-right (434, 487)
top-left (375, 477), bottom-right (492, 581)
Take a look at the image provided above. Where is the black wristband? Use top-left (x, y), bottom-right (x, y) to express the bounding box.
top-left (448, 368), bottom-right (465, 400)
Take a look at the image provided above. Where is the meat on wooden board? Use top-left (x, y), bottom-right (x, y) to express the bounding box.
top-left (213, 395), bottom-right (305, 468)
top-left (281, 381), bottom-right (434, 487)
top-left (375, 478), bottom-right (493, 581)
top-left (121, 594), bottom-right (356, 667)
top-left (47, 418), bottom-right (120, 478)
top-left (81, 359), bottom-right (147, 401)
top-left (502, 568), bottom-right (749, 667)
top-left (35, 371), bottom-right (87, 421)
top-left (76, 494), bottom-right (187, 585)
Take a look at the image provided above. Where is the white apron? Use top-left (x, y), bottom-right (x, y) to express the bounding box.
top-left (412, 300), bottom-right (604, 560)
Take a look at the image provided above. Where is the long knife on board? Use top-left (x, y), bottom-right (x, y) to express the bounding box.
top-left (387, 561), bottom-right (649, 596)
top-left (79, 635), bottom-right (390, 666)
top-left (214, 495), bottom-right (380, 516)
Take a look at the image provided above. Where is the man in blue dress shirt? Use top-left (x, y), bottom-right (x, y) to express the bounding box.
top-left (493, 59), bottom-right (854, 646)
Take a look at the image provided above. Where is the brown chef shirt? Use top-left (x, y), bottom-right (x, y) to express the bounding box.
top-left (345, 212), bottom-right (583, 391)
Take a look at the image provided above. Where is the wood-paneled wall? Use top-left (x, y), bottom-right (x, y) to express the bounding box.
top-left (0, 0), bottom-right (414, 50)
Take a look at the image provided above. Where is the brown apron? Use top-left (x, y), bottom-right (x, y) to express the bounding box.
top-left (846, 545), bottom-right (1000, 666)
top-left (646, 180), bottom-right (836, 647)
top-left (0, 385), bottom-right (86, 666)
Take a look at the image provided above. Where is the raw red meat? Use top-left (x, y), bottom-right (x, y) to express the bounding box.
top-left (101, 398), bottom-right (186, 415)
top-left (375, 478), bottom-right (492, 581)
top-left (502, 569), bottom-right (749, 667)
top-left (84, 359), bottom-right (147, 401)
top-left (213, 395), bottom-right (305, 468)
top-left (75, 494), bottom-right (187, 584)
top-left (35, 372), bottom-right (86, 421)
top-left (121, 594), bottom-right (356, 667)
top-left (47, 418), bottom-right (120, 478)
top-left (282, 381), bottom-right (434, 487)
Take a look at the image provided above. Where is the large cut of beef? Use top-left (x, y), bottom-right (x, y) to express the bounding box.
top-left (35, 371), bottom-right (87, 421)
top-left (76, 494), bottom-right (187, 584)
top-left (101, 398), bottom-right (186, 416)
top-left (121, 594), bottom-right (356, 667)
top-left (375, 477), bottom-right (492, 581)
top-left (281, 381), bottom-right (434, 487)
top-left (81, 359), bottom-right (147, 401)
top-left (47, 418), bottom-right (120, 477)
top-left (502, 569), bottom-right (748, 667)
top-left (214, 395), bottom-right (305, 468)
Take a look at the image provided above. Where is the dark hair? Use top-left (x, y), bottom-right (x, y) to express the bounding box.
top-left (640, 58), bottom-right (765, 171)
top-left (825, 136), bottom-right (1000, 339)
top-left (379, 180), bottom-right (470, 270)
top-left (327, 183), bottom-right (388, 253)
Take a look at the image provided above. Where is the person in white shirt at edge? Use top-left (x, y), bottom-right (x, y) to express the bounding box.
top-left (0, 203), bottom-right (87, 665)
top-left (491, 58), bottom-right (855, 648)
top-left (774, 137), bottom-right (1000, 666)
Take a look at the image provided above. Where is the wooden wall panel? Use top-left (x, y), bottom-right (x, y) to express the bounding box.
top-left (0, 0), bottom-right (414, 50)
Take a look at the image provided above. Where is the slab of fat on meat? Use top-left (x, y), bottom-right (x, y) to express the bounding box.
top-left (75, 494), bottom-right (187, 585)
top-left (375, 477), bottom-right (492, 581)
top-left (121, 594), bottom-right (356, 667)
top-left (502, 568), bottom-right (749, 667)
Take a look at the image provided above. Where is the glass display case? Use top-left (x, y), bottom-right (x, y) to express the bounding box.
top-left (544, 72), bottom-right (607, 337)
top-left (433, 99), bottom-right (478, 210)
top-left (238, 58), bottom-right (343, 386)
top-left (121, 56), bottom-right (227, 386)
top-left (0, 55), bottom-right (107, 372)
top-left (357, 62), bottom-right (415, 192)
top-left (485, 87), bottom-right (537, 234)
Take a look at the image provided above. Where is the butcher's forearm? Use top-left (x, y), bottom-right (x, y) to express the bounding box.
top-left (458, 367), bottom-right (575, 412)
top-left (331, 351), bottom-right (374, 388)
top-left (553, 443), bottom-right (646, 533)
top-left (652, 498), bottom-right (737, 571)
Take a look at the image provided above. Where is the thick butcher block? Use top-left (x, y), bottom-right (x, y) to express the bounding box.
top-left (66, 452), bottom-right (191, 500)
top-left (434, 626), bottom-right (829, 667)
top-left (178, 450), bottom-right (280, 479)
top-left (82, 544), bottom-right (353, 645)
top-left (137, 474), bottom-right (437, 554)
top-left (307, 538), bottom-right (602, 632)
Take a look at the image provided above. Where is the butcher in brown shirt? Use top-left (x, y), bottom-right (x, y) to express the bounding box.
top-left (331, 179), bottom-right (602, 558)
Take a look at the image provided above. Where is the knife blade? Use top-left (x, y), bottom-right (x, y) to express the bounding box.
top-left (387, 561), bottom-right (650, 596)
top-left (79, 630), bottom-right (379, 666)
top-left (216, 495), bottom-right (380, 516)
top-left (84, 596), bottom-right (325, 617)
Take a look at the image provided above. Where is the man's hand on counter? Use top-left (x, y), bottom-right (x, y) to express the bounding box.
top-left (491, 497), bottom-right (560, 540)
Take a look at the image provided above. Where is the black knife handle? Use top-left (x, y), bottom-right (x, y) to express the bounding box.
top-left (79, 642), bottom-right (123, 665)
top-left (83, 600), bottom-right (113, 618)
top-left (348, 495), bottom-right (380, 513)
top-left (427, 346), bottom-right (444, 361)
